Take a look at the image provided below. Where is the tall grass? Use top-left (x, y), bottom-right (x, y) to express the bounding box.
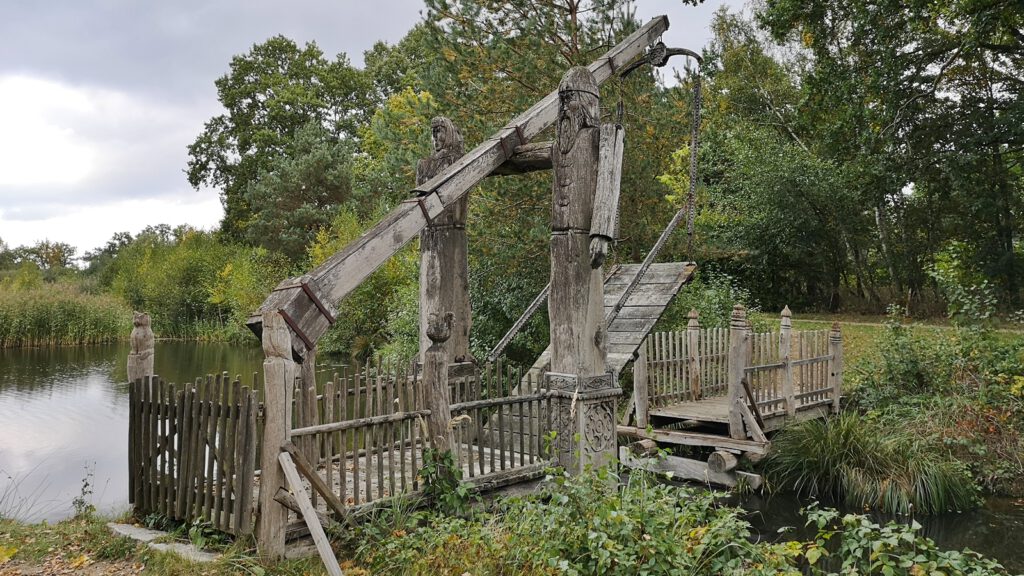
top-left (765, 413), bottom-right (980, 515)
top-left (0, 284), bottom-right (132, 347)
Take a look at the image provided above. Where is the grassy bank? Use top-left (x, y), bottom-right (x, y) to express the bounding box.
top-left (768, 314), bottom-right (1024, 512)
top-left (0, 284), bottom-right (132, 348)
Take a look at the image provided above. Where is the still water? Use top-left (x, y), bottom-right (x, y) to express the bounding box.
top-left (1, 344), bottom-right (1022, 571)
top-left (0, 342), bottom-right (265, 523)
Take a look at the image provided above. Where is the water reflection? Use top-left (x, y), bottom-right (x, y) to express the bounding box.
top-left (0, 341), bottom-right (264, 522)
top-left (737, 491), bottom-right (1024, 573)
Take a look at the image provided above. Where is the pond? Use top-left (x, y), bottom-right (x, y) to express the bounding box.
top-left (1, 343), bottom-right (1022, 572)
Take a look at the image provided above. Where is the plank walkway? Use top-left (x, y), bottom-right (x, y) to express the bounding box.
top-left (527, 262), bottom-right (697, 378)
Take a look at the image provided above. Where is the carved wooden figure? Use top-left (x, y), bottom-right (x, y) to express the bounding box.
top-left (416, 117), bottom-right (472, 364)
top-left (423, 312), bottom-right (455, 452)
top-left (549, 67), bottom-right (608, 378)
top-left (127, 312), bottom-right (154, 383)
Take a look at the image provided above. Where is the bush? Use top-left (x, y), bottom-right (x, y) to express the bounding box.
top-left (766, 413), bottom-right (980, 515)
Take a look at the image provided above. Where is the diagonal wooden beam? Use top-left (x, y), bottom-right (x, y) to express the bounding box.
top-left (247, 16), bottom-right (671, 359)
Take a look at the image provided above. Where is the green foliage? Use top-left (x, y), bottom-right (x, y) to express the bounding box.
top-left (798, 505), bottom-right (1010, 575)
top-left (419, 447), bottom-right (474, 517)
top-left (659, 270), bottom-right (756, 330)
top-left (0, 282), bottom-right (131, 347)
top-left (766, 413), bottom-right (980, 515)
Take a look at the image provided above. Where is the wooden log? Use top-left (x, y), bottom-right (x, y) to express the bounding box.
top-left (127, 312), bottom-right (154, 384)
top-left (634, 340), bottom-right (649, 427)
top-left (246, 16), bottom-right (671, 360)
top-left (628, 438), bottom-right (659, 457)
top-left (489, 141), bottom-right (553, 175)
top-left (620, 449), bottom-right (762, 490)
top-left (257, 311), bottom-right (295, 561)
top-left (727, 305), bottom-right (749, 440)
top-left (277, 452), bottom-right (344, 576)
top-left (707, 450), bottom-right (738, 473)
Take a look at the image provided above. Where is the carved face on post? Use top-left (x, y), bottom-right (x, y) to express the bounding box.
top-left (430, 117), bottom-right (463, 155)
top-left (556, 67), bottom-right (599, 155)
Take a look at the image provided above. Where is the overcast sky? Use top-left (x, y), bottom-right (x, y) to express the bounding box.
top-left (0, 0), bottom-right (735, 256)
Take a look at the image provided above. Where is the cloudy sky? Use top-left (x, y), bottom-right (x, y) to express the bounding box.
top-left (0, 0), bottom-right (734, 257)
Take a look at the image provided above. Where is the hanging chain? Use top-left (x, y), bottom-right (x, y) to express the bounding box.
top-left (685, 69), bottom-right (702, 258)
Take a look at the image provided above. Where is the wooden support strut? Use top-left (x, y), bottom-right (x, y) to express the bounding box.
top-left (247, 16), bottom-right (671, 360)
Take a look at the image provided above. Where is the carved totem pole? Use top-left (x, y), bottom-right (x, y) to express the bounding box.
top-left (126, 312), bottom-right (154, 383)
top-left (545, 67), bottom-right (622, 473)
top-left (416, 117), bottom-right (472, 365)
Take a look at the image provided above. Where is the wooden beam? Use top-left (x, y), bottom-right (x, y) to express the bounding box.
top-left (490, 141), bottom-right (553, 175)
top-left (247, 16), bottom-right (671, 358)
top-left (281, 442), bottom-right (352, 527)
top-left (278, 452), bottom-right (344, 576)
top-left (617, 425), bottom-right (769, 455)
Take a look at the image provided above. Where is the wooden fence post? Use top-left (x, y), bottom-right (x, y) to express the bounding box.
top-left (634, 340), bottom-right (649, 428)
top-left (299, 346), bottom-right (319, 466)
top-left (829, 322), bottom-right (843, 413)
top-left (780, 306), bottom-right (795, 417)
top-left (686, 309), bottom-right (701, 400)
top-left (727, 304), bottom-right (750, 440)
top-left (257, 311), bottom-right (295, 561)
top-left (127, 312), bottom-right (154, 384)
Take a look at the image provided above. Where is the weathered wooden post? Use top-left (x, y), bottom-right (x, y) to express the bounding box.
top-left (416, 117), bottom-right (472, 367)
top-left (829, 322), bottom-right (843, 413)
top-left (544, 67), bottom-right (621, 473)
top-left (634, 341), bottom-right (649, 428)
top-left (727, 304), bottom-right (750, 440)
top-left (423, 312), bottom-right (455, 452)
top-left (780, 306), bottom-right (795, 417)
top-left (257, 311), bottom-right (295, 561)
top-left (299, 346), bottom-right (319, 466)
top-left (127, 312), bottom-right (154, 383)
top-left (686, 309), bottom-right (702, 400)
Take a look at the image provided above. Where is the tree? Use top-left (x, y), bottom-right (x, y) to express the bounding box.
top-left (187, 36), bottom-right (375, 240)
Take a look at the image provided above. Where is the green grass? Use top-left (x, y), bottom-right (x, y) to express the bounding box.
top-left (0, 283), bottom-right (132, 347)
top-left (766, 412), bottom-right (981, 515)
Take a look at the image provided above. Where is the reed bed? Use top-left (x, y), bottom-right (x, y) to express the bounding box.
top-left (0, 284), bottom-right (132, 347)
top-left (765, 412), bottom-right (980, 515)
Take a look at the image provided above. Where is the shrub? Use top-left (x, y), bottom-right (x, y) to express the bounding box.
top-left (766, 413), bottom-right (980, 515)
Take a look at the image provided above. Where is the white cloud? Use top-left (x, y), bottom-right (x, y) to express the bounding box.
top-left (0, 76), bottom-right (98, 186)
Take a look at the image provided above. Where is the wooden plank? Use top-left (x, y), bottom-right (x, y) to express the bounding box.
top-left (605, 263), bottom-right (687, 285)
top-left (608, 317), bottom-right (658, 334)
top-left (603, 281), bottom-right (680, 302)
top-left (735, 399), bottom-right (768, 443)
top-left (282, 442), bottom-right (352, 526)
top-left (278, 452), bottom-right (344, 576)
top-left (617, 425), bottom-right (769, 455)
top-left (489, 141), bottom-right (553, 175)
top-left (237, 386), bottom-right (257, 535)
top-left (607, 331), bottom-right (646, 345)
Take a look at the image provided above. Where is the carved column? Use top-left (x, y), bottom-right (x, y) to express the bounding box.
top-left (416, 117), bottom-right (472, 366)
top-left (423, 312), bottom-right (454, 453)
top-left (727, 304), bottom-right (750, 440)
top-left (257, 311), bottom-right (295, 561)
top-left (544, 67), bottom-right (619, 473)
top-left (127, 312), bottom-right (154, 383)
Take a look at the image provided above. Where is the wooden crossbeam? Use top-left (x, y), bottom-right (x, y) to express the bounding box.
top-left (247, 16), bottom-right (671, 358)
top-left (278, 452), bottom-right (344, 576)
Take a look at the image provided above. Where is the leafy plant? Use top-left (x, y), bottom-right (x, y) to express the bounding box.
top-left (419, 447), bottom-right (474, 517)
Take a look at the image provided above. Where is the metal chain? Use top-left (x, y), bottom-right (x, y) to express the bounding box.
top-left (686, 70), bottom-right (702, 258)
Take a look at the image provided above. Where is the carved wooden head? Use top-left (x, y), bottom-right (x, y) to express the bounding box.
top-left (132, 311), bottom-right (151, 329)
top-left (557, 67), bottom-right (599, 154)
top-left (430, 116), bottom-right (463, 155)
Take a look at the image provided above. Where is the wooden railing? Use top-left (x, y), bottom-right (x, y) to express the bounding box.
top-left (128, 374), bottom-right (257, 536)
top-left (284, 361), bottom-right (553, 513)
top-left (633, 306), bottom-right (843, 430)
